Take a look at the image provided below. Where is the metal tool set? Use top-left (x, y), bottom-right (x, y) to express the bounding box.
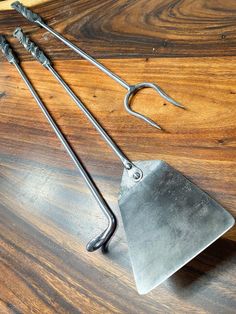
top-left (0, 1), bottom-right (234, 295)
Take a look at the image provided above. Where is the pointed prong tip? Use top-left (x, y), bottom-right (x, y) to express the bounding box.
top-left (178, 104), bottom-right (187, 110)
top-left (149, 120), bottom-right (162, 130)
top-left (172, 101), bottom-right (186, 110)
top-left (155, 124), bottom-right (162, 130)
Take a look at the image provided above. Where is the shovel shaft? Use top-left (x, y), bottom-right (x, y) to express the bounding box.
top-left (47, 64), bottom-right (130, 166)
top-left (13, 27), bottom-right (143, 181)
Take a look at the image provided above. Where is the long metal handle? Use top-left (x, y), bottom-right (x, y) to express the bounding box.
top-left (11, 1), bottom-right (129, 90)
top-left (13, 27), bottom-right (143, 181)
top-left (0, 35), bottom-right (117, 252)
top-left (41, 22), bottom-right (130, 90)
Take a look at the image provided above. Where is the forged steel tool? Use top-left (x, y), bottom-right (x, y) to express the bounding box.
top-left (0, 35), bottom-right (117, 253)
top-left (12, 1), bottom-right (186, 130)
top-left (14, 28), bottom-right (235, 295)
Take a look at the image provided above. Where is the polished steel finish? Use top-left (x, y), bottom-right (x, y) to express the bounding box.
top-left (11, 1), bottom-right (186, 130)
top-left (119, 160), bottom-right (235, 294)
top-left (0, 35), bottom-right (117, 253)
top-left (14, 28), bottom-right (143, 181)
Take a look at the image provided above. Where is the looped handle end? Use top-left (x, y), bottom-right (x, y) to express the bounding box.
top-left (86, 215), bottom-right (117, 253)
top-left (124, 82), bottom-right (186, 130)
top-left (86, 231), bottom-right (107, 252)
top-left (11, 1), bottom-right (43, 24)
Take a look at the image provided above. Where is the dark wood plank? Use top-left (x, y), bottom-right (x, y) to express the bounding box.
top-left (0, 56), bottom-right (236, 313)
top-left (1, 0), bottom-right (236, 62)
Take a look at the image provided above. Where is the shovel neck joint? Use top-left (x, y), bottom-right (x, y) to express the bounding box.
top-left (124, 161), bottom-right (143, 182)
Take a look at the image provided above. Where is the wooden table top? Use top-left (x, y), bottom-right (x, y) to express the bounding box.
top-left (0, 0), bottom-right (236, 313)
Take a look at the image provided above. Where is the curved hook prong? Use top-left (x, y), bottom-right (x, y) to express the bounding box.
top-left (124, 82), bottom-right (186, 129)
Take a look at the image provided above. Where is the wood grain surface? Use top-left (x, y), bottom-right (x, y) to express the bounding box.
top-left (2, 0), bottom-right (236, 61)
top-left (0, 0), bottom-right (236, 313)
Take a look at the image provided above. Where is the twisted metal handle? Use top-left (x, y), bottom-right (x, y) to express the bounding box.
top-left (0, 35), bottom-right (18, 64)
top-left (13, 27), bottom-right (50, 67)
top-left (11, 1), bottom-right (43, 24)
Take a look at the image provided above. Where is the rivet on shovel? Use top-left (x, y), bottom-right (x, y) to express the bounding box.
top-left (12, 1), bottom-right (186, 130)
top-left (14, 29), bottom-right (235, 295)
top-left (0, 35), bottom-right (117, 253)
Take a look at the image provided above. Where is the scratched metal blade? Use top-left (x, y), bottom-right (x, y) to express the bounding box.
top-left (118, 160), bottom-right (234, 294)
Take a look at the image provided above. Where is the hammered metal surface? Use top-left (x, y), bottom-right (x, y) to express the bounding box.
top-left (119, 160), bottom-right (234, 294)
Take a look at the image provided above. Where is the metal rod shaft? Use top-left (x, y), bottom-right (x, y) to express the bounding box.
top-left (15, 62), bottom-right (116, 252)
top-left (0, 35), bottom-right (116, 252)
top-left (11, 1), bottom-right (130, 89)
top-left (39, 21), bottom-right (130, 90)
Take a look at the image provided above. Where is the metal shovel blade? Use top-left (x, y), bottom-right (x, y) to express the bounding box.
top-left (118, 160), bottom-right (234, 294)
